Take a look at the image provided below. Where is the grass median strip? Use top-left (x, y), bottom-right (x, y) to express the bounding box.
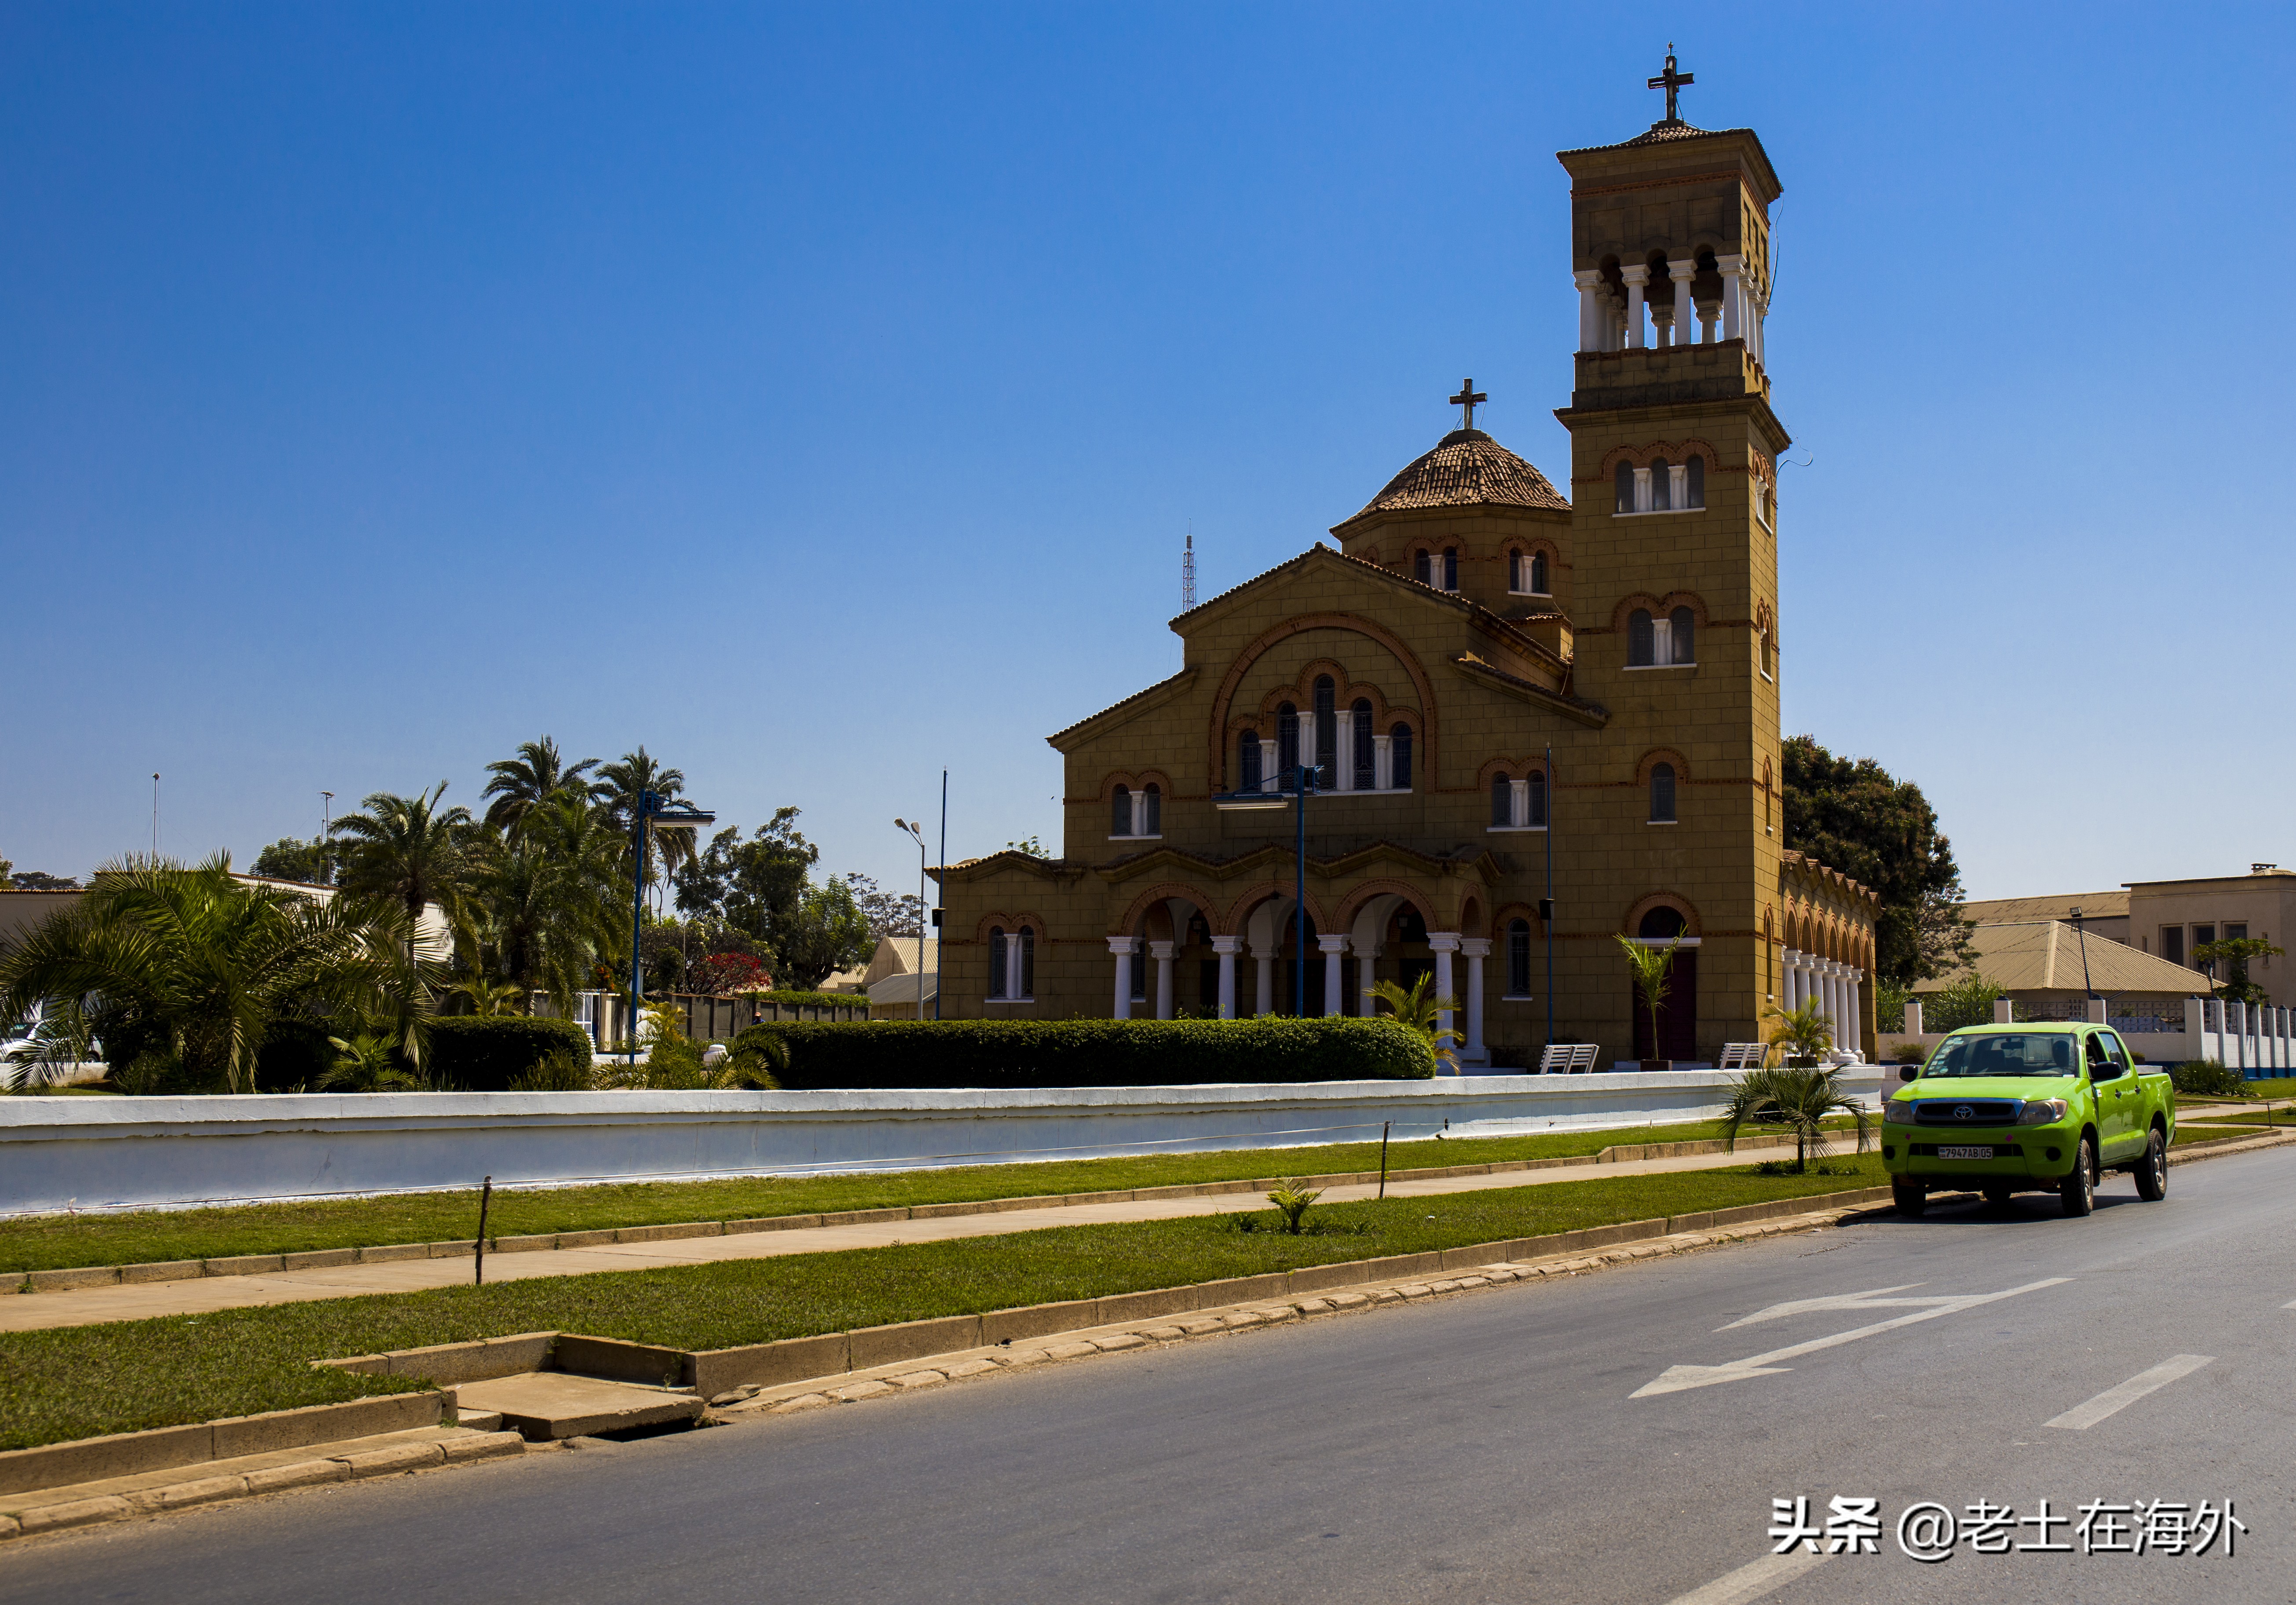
top-left (0, 1116), bottom-right (1863, 1275)
top-left (0, 1154), bottom-right (1889, 1452)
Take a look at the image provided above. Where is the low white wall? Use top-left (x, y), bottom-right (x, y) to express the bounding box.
top-left (0, 1069), bottom-right (1889, 1218)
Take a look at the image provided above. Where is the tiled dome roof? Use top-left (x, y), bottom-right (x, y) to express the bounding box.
top-left (1352, 429), bottom-right (1569, 518)
top-left (1623, 118), bottom-right (1711, 145)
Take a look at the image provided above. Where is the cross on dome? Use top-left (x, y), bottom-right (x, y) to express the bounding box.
top-left (1647, 45), bottom-right (1693, 124)
top-left (1448, 378), bottom-right (1488, 431)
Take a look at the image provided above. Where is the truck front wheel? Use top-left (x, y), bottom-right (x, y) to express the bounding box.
top-left (1893, 1179), bottom-right (1927, 1217)
top-left (2134, 1126), bottom-right (2168, 1202)
top-left (2060, 1136), bottom-right (2097, 1217)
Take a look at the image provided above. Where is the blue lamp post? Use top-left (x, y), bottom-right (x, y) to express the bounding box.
top-left (629, 789), bottom-right (714, 1058)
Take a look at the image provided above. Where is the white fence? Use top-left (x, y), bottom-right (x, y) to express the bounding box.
top-left (1897, 998), bottom-right (2295, 1077)
top-left (0, 1068), bottom-right (1889, 1218)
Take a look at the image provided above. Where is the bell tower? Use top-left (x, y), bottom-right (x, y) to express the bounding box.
top-left (1552, 55), bottom-right (1791, 1036)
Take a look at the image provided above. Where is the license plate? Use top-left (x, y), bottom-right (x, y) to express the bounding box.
top-left (1937, 1144), bottom-right (1996, 1161)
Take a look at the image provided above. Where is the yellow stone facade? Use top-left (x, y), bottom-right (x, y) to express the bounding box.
top-left (936, 108), bottom-right (1877, 1066)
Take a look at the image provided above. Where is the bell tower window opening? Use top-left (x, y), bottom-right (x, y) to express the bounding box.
top-left (1627, 607), bottom-right (1696, 669)
top-left (1413, 550), bottom-right (1432, 586)
top-left (1614, 452), bottom-right (1706, 514)
top-left (1276, 703), bottom-right (1299, 783)
top-left (1109, 785), bottom-right (1131, 839)
top-left (1509, 549), bottom-right (1551, 596)
top-left (1442, 547), bottom-right (1458, 591)
top-left (1351, 699), bottom-right (1375, 792)
top-left (1389, 723), bottom-right (1413, 791)
top-left (1238, 730), bottom-right (1263, 792)
top-left (1110, 781), bottom-right (1161, 839)
top-left (1488, 767), bottom-right (1550, 832)
top-left (1649, 457), bottom-right (1671, 512)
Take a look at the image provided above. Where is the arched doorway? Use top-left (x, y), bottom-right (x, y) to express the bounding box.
top-left (1631, 905), bottom-right (1698, 1063)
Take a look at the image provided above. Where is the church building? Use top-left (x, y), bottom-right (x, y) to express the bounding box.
top-left (935, 65), bottom-right (1879, 1067)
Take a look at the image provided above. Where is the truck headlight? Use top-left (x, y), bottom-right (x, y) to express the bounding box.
top-left (1883, 1099), bottom-right (1916, 1124)
top-left (2017, 1099), bottom-right (2069, 1125)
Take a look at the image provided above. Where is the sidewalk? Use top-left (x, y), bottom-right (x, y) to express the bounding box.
top-left (0, 1143), bottom-right (1827, 1334)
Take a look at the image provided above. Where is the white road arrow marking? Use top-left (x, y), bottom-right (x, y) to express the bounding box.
top-left (1718, 1283), bottom-right (1979, 1330)
top-left (1632, 1278), bottom-right (2071, 1398)
top-left (1663, 1550), bottom-right (1828, 1605)
top-left (2045, 1354), bottom-right (2214, 1429)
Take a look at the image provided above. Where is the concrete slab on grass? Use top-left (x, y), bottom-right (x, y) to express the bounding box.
top-left (455, 1373), bottom-right (703, 1441)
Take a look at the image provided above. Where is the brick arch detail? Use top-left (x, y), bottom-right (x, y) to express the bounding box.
top-left (1244, 660), bottom-right (1419, 731)
top-left (1216, 883), bottom-right (1336, 940)
top-left (1331, 877), bottom-right (1446, 933)
top-left (1609, 590), bottom-right (1711, 634)
top-left (1595, 439), bottom-right (1722, 475)
top-left (1209, 613), bottom-right (1440, 791)
top-left (1635, 747), bottom-right (1692, 785)
top-left (1098, 768), bottom-right (1174, 801)
top-left (1475, 754), bottom-right (1552, 789)
top-left (973, 910), bottom-right (1050, 944)
top-left (1111, 882), bottom-right (1221, 940)
top-left (1622, 890), bottom-right (1703, 938)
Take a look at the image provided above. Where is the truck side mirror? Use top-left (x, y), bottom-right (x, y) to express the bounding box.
top-left (1898, 1065), bottom-right (1917, 1082)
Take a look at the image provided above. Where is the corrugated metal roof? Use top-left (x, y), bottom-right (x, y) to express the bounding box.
top-left (1912, 920), bottom-right (2204, 997)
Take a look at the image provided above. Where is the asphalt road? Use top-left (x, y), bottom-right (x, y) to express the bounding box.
top-left (9, 1147), bottom-right (2289, 1605)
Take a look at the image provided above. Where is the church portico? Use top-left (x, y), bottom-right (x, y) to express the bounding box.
top-left (934, 59), bottom-right (1878, 1066)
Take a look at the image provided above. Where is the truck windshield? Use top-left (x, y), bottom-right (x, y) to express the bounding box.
top-left (1925, 1033), bottom-right (2078, 1077)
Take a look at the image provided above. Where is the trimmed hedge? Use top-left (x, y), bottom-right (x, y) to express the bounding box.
top-left (731, 1017), bottom-right (1435, 1089)
top-left (426, 1016), bottom-right (594, 1092)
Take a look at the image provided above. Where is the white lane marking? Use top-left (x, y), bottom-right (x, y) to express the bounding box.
top-left (2045, 1354), bottom-right (2215, 1430)
top-left (1719, 1283), bottom-right (1981, 1330)
top-left (1633, 1279), bottom-right (2072, 1397)
top-left (2283, 1297), bottom-right (2296, 1309)
top-left (1663, 1551), bottom-right (1828, 1605)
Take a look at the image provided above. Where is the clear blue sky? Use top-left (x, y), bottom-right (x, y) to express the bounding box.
top-left (4, 2), bottom-right (2290, 903)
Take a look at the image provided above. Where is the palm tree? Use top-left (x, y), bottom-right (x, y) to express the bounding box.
top-left (465, 789), bottom-right (626, 1013)
top-left (0, 855), bottom-right (436, 1094)
top-left (594, 746), bottom-right (692, 883)
top-left (1764, 998), bottom-right (1835, 1067)
top-left (482, 737), bottom-right (602, 836)
top-left (1364, 973), bottom-right (1463, 1070)
top-left (1718, 1064), bottom-right (1873, 1173)
top-left (439, 971), bottom-right (526, 1017)
top-left (330, 783), bottom-right (473, 928)
top-left (1616, 934), bottom-right (1679, 1062)
top-left (317, 1032), bottom-right (429, 1092)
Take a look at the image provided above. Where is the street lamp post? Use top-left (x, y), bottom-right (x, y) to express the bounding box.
top-left (1212, 761), bottom-right (1320, 1016)
top-left (2071, 903), bottom-right (2097, 1007)
top-left (629, 790), bottom-right (714, 1062)
top-left (896, 818), bottom-right (930, 1020)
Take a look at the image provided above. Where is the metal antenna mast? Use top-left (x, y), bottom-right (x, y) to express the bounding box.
top-left (1181, 524), bottom-right (1196, 611)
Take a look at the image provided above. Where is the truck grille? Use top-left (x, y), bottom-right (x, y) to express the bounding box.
top-left (1914, 1101), bottom-right (2019, 1126)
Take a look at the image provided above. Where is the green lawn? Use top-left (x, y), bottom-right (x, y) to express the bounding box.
top-left (2174, 1125), bottom-right (2266, 1145)
top-left (0, 1155), bottom-right (1890, 1452)
top-left (0, 1115), bottom-right (1862, 1275)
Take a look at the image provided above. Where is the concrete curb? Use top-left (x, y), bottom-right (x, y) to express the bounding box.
top-left (0, 1391), bottom-right (449, 1498)
top-left (0, 1132), bottom-right (1803, 1295)
top-left (0, 1431), bottom-right (525, 1544)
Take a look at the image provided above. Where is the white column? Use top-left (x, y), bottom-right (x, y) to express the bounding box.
top-left (1373, 734), bottom-right (1392, 791)
top-left (1298, 718), bottom-right (1316, 781)
top-left (1846, 969), bottom-right (1864, 1060)
top-left (1108, 937), bottom-right (1135, 1020)
top-left (1335, 709), bottom-right (1356, 792)
top-left (1717, 254), bottom-right (1744, 341)
top-left (1620, 264), bottom-right (1649, 348)
top-left (1782, 949), bottom-right (1799, 1010)
top-left (1254, 946), bottom-right (1275, 1016)
top-left (1151, 940), bottom-right (1175, 1021)
top-left (1668, 259), bottom-right (1696, 350)
top-left (1461, 937), bottom-right (1489, 1066)
top-left (1213, 935), bottom-right (1240, 1020)
top-left (1668, 464), bottom-right (1689, 507)
top-left (1509, 778), bottom-right (1529, 828)
top-left (1574, 269), bottom-right (1604, 351)
top-left (1316, 935), bottom-right (1348, 1018)
top-left (1258, 737), bottom-right (1277, 792)
top-left (1430, 933), bottom-right (1460, 1069)
top-left (1631, 466), bottom-right (1651, 513)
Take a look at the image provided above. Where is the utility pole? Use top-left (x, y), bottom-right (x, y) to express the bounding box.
top-left (1543, 743), bottom-right (1555, 1051)
top-left (151, 773), bottom-right (160, 859)
top-left (936, 769), bottom-right (948, 1020)
top-left (320, 791), bottom-right (333, 885)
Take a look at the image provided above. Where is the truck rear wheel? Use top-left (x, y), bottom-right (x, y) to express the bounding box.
top-left (1893, 1179), bottom-right (1927, 1217)
top-left (2134, 1126), bottom-right (2168, 1202)
top-left (2060, 1136), bottom-right (2096, 1217)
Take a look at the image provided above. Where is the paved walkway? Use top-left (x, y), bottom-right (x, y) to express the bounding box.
top-left (0, 1144), bottom-right (1821, 1334)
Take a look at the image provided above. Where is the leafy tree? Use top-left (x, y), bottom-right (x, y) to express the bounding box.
top-left (9, 870), bottom-right (80, 890)
top-left (481, 737), bottom-right (600, 836)
top-left (769, 877), bottom-right (878, 991)
top-left (1719, 1065), bottom-right (1872, 1173)
top-left (677, 809), bottom-right (819, 941)
top-left (1782, 735), bottom-right (1975, 986)
top-left (330, 783), bottom-right (473, 927)
top-left (689, 951), bottom-right (769, 995)
top-left (844, 872), bottom-right (924, 938)
top-left (1924, 971), bottom-right (2006, 1032)
top-left (250, 838), bottom-right (329, 885)
top-left (2192, 936), bottom-right (2285, 1008)
top-left (1004, 835), bottom-right (1051, 858)
top-left (0, 855), bottom-right (435, 1094)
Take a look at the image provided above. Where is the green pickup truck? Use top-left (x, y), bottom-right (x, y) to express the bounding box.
top-left (1882, 1023), bottom-right (2175, 1217)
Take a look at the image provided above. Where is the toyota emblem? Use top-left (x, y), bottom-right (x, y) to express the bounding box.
top-left (1954, 1105), bottom-right (1973, 1120)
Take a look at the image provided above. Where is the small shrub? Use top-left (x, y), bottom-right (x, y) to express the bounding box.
top-left (1267, 1180), bottom-right (1323, 1235)
top-left (508, 1050), bottom-right (596, 1092)
top-left (2171, 1059), bottom-right (2244, 1097)
top-left (1887, 1041), bottom-right (1926, 1064)
top-left (731, 1016), bottom-right (1435, 1090)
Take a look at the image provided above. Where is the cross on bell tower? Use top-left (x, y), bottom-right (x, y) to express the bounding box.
top-left (1647, 45), bottom-right (1693, 125)
top-left (1448, 377), bottom-right (1487, 431)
